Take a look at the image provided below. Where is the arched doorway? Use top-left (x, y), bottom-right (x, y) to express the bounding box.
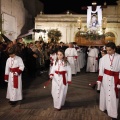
top-left (105, 32), bottom-right (115, 43)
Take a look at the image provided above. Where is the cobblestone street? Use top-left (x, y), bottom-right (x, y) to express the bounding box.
top-left (0, 72), bottom-right (120, 120)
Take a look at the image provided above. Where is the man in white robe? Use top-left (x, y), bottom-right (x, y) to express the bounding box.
top-left (97, 42), bottom-right (120, 119)
top-left (86, 46), bottom-right (98, 72)
top-left (78, 47), bottom-right (86, 69)
top-left (65, 42), bottom-right (78, 75)
top-left (73, 43), bottom-right (81, 73)
top-left (4, 47), bottom-right (24, 105)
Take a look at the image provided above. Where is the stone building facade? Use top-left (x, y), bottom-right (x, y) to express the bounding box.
top-left (35, 0), bottom-right (120, 45)
top-left (0, 0), bottom-right (43, 41)
top-left (0, 0), bottom-right (26, 40)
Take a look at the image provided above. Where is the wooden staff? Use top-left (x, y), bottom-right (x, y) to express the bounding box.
top-left (44, 79), bottom-right (52, 88)
top-left (89, 82), bottom-right (97, 89)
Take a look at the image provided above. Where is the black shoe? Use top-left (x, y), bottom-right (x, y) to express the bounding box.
top-left (103, 110), bottom-right (107, 114)
top-left (54, 108), bottom-right (61, 111)
top-left (8, 101), bottom-right (12, 104)
top-left (10, 101), bottom-right (17, 106)
top-left (97, 90), bottom-right (100, 93)
top-left (72, 74), bottom-right (76, 76)
top-left (111, 118), bottom-right (117, 120)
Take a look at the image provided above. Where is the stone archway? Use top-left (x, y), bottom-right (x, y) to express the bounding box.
top-left (105, 32), bottom-right (115, 43)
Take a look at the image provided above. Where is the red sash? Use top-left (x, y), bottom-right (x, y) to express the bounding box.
top-left (10, 67), bottom-right (19, 88)
top-left (55, 71), bottom-right (67, 85)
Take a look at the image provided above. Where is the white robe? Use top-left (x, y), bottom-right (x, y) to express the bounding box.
top-left (98, 53), bottom-right (120, 118)
top-left (50, 60), bottom-right (71, 109)
top-left (76, 47), bottom-right (81, 72)
top-left (65, 48), bottom-right (78, 74)
top-left (79, 48), bottom-right (85, 69)
top-left (86, 48), bottom-right (98, 72)
top-left (5, 56), bottom-right (24, 101)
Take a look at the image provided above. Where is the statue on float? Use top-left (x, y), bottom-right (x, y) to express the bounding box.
top-left (87, 6), bottom-right (102, 33)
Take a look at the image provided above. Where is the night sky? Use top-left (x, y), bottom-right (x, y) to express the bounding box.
top-left (40, 0), bottom-right (117, 14)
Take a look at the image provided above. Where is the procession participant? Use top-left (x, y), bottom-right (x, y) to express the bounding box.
top-left (90, 50), bottom-right (107, 90)
top-left (65, 42), bottom-right (78, 75)
top-left (49, 49), bottom-right (71, 111)
top-left (86, 46), bottom-right (99, 72)
top-left (97, 42), bottom-right (120, 119)
top-left (73, 42), bottom-right (81, 72)
top-left (4, 46), bottom-right (24, 106)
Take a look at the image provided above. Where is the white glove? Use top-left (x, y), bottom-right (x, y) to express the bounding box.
top-left (97, 81), bottom-right (101, 90)
top-left (49, 75), bottom-right (53, 79)
top-left (14, 72), bottom-right (18, 76)
top-left (5, 80), bottom-right (8, 82)
top-left (117, 85), bottom-right (120, 89)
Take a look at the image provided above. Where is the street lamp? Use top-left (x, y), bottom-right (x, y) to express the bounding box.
top-left (102, 17), bottom-right (107, 34)
top-left (77, 17), bottom-right (82, 31)
top-left (92, 1), bottom-right (97, 5)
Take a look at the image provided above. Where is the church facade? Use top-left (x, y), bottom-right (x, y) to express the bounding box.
top-left (35, 0), bottom-right (120, 46)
